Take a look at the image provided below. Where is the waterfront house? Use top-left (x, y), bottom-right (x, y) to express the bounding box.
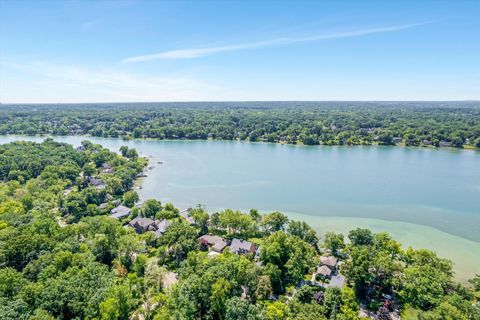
top-left (88, 176), bottom-right (106, 190)
top-left (198, 235), bottom-right (228, 253)
top-left (316, 265), bottom-right (333, 278)
top-left (129, 217), bottom-right (171, 238)
top-left (230, 239), bottom-right (256, 255)
top-left (422, 139), bottom-right (432, 146)
top-left (153, 219), bottom-right (171, 237)
top-left (129, 217), bottom-right (157, 233)
top-left (180, 208), bottom-right (195, 224)
top-left (110, 205), bottom-right (131, 219)
top-left (320, 256), bottom-right (338, 270)
top-left (439, 140), bottom-right (452, 147)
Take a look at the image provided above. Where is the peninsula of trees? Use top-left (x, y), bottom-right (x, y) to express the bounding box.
top-left (1, 101), bottom-right (479, 148)
top-left (0, 140), bottom-right (479, 320)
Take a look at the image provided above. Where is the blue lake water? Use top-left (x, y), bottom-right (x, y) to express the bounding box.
top-left (1, 135), bottom-right (479, 282)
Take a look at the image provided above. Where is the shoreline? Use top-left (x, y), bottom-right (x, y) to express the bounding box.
top-left (1, 133), bottom-right (478, 152)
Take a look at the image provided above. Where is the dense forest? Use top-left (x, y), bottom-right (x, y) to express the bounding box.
top-left (0, 140), bottom-right (479, 320)
top-left (1, 102), bottom-right (479, 148)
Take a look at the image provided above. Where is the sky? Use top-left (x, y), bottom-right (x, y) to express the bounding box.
top-left (0, 0), bottom-right (479, 103)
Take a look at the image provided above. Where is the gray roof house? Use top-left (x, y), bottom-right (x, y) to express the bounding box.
top-left (110, 205), bottom-right (132, 219)
top-left (180, 209), bottom-right (195, 224)
top-left (320, 256), bottom-right (338, 270)
top-left (88, 177), bottom-right (106, 190)
top-left (439, 140), bottom-right (452, 147)
top-left (230, 239), bottom-right (256, 255)
top-left (153, 219), bottom-right (171, 238)
top-left (129, 217), bottom-right (156, 233)
top-left (129, 217), bottom-right (171, 237)
top-left (198, 235), bottom-right (228, 253)
top-left (316, 265), bottom-right (332, 278)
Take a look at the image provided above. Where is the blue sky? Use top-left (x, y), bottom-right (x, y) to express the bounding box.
top-left (1, 0), bottom-right (479, 103)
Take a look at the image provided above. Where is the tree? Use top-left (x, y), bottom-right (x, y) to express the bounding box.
top-left (323, 287), bottom-right (342, 319)
top-left (469, 274), bottom-right (480, 291)
top-left (260, 232), bottom-right (316, 291)
top-left (249, 209), bottom-right (261, 224)
top-left (119, 146), bottom-right (129, 157)
top-left (211, 278), bottom-right (232, 317)
top-left (418, 301), bottom-right (468, 320)
top-left (156, 202), bottom-right (179, 220)
top-left (323, 232), bottom-right (345, 257)
top-left (122, 190), bottom-right (139, 208)
top-left (82, 163), bottom-right (96, 177)
top-left (342, 232), bottom-right (402, 300)
top-left (287, 221), bottom-right (319, 248)
top-left (218, 209), bottom-right (254, 236)
top-left (0, 267), bottom-right (27, 298)
top-left (189, 205), bottom-right (209, 234)
top-left (399, 248), bottom-right (454, 310)
top-left (348, 228), bottom-right (374, 246)
top-left (142, 199), bottom-right (162, 218)
top-left (99, 285), bottom-right (134, 320)
top-left (225, 297), bottom-right (264, 320)
top-left (158, 222), bottom-right (198, 267)
top-left (125, 149), bottom-right (137, 159)
top-left (262, 211), bottom-right (289, 233)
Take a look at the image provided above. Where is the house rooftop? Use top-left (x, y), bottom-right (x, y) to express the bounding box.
top-left (316, 265), bottom-right (332, 277)
top-left (198, 235), bottom-right (228, 252)
top-left (320, 255), bottom-right (338, 268)
top-left (110, 205), bottom-right (131, 219)
top-left (230, 238), bottom-right (255, 255)
top-left (180, 209), bottom-right (195, 224)
top-left (130, 217), bottom-right (155, 229)
top-left (155, 219), bottom-right (171, 234)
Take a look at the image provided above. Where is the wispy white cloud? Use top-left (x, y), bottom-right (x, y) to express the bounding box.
top-left (0, 61), bottom-right (233, 103)
top-left (122, 22), bottom-right (430, 63)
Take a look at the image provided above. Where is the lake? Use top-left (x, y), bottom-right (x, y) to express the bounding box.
top-left (1, 135), bottom-right (479, 282)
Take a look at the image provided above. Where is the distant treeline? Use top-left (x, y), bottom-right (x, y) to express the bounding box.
top-left (1, 101), bottom-right (479, 148)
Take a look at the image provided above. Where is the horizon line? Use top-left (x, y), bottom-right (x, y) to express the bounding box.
top-left (1, 99), bottom-right (479, 106)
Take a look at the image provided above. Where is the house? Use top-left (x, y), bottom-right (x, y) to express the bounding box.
top-left (88, 177), bottom-right (106, 190)
top-left (129, 217), bottom-right (171, 238)
top-left (230, 239), bottom-right (256, 255)
top-left (100, 163), bottom-right (115, 174)
top-left (320, 256), bottom-right (338, 270)
top-left (439, 140), bottom-right (452, 147)
top-left (316, 265), bottom-right (332, 278)
top-left (422, 139), bottom-right (432, 146)
top-left (110, 205), bottom-right (131, 219)
top-left (180, 208), bottom-right (195, 224)
top-left (129, 217), bottom-right (156, 233)
top-left (392, 137), bottom-right (403, 144)
top-left (198, 235), bottom-right (228, 253)
top-left (153, 219), bottom-right (171, 238)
